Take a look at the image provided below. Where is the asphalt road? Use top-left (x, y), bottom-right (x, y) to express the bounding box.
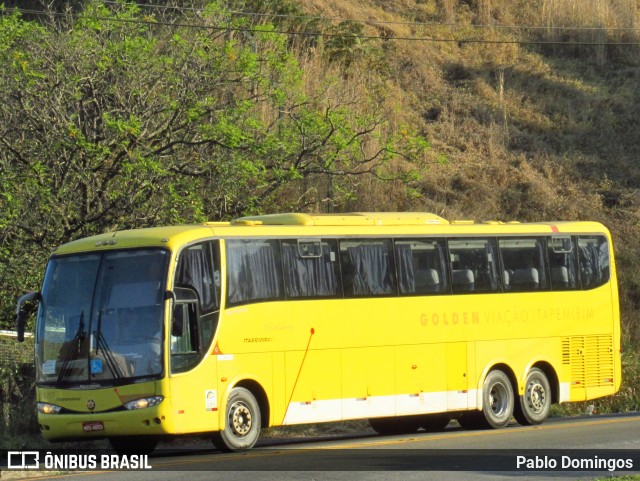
top-left (7, 413), bottom-right (640, 481)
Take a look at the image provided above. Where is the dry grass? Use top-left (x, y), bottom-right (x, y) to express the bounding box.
top-left (291, 0), bottom-right (640, 220)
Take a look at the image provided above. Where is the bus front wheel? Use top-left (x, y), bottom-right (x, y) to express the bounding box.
top-left (514, 368), bottom-right (551, 426)
top-left (212, 387), bottom-right (261, 451)
top-left (481, 370), bottom-right (514, 429)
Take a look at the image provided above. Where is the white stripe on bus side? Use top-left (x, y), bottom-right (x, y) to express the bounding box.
top-left (282, 390), bottom-right (480, 425)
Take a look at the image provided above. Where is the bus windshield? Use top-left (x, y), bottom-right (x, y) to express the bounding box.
top-left (35, 249), bottom-right (169, 386)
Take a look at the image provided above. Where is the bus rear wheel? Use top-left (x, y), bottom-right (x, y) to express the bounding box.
top-left (480, 369), bottom-right (514, 429)
top-left (212, 387), bottom-right (261, 452)
top-left (514, 368), bottom-right (551, 426)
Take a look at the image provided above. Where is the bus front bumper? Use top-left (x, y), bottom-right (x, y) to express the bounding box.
top-left (38, 403), bottom-right (175, 441)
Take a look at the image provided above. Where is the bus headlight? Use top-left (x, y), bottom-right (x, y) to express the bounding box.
top-left (37, 402), bottom-right (62, 414)
top-left (123, 396), bottom-right (164, 410)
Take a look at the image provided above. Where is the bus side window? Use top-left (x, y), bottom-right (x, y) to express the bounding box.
top-left (448, 238), bottom-right (499, 293)
top-left (226, 239), bottom-right (283, 306)
top-left (282, 239), bottom-right (340, 299)
top-left (548, 236), bottom-right (578, 290)
top-left (498, 238), bottom-right (548, 292)
top-left (340, 239), bottom-right (396, 297)
top-left (577, 236), bottom-right (610, 289)
top-left (175, 241), bottom-right (220, 313)
top-left (395, 239), bottom-right (448, 295)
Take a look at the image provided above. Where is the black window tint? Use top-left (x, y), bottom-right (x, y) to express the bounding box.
top-left (395, 239), bottom-right (448, 295)
top-left (175, 241), bottom-right (220, 312)
top-left (448, 238), bottom-right (498, 293)
top-left (282, 239), bottom-right (340, 298)
top-left (578, 236), bottom-right (610, 289)
top-left (226, 239), bottom-right (283, 305)
top-left (548, 236), bottom-right (578, 290)
top-left (340, 239), bottom-right (396, 297)
top-left (499, 238), bottom-right (548, 291)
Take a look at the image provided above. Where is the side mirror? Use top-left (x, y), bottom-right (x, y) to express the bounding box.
top-left (16, 291), bottom-right (40, 342)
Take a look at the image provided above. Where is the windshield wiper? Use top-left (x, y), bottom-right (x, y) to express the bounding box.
top-left (57, 311), bottom-right (86, 383)
top-left (93, 310), bottom-right (124, 379)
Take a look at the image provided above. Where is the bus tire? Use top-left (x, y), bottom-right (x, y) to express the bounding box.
top-left (212, 387), bottom-right (261, 452)
top-left (514, 368), bottom-right (551, 426)
top-left (369, 416), bottom-right (421, 435)
top-left (420, 414), bottom-right (450, 432)
top-left (481, 370), bottom-right (514, 429)
top-left (109, 436), bottom-right (157, 454)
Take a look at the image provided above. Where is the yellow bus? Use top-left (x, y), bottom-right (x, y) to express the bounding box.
top-left (16, 212), bottom-right (620, 452)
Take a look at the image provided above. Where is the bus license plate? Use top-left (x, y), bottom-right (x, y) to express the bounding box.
top-left (82, 421), bottom-right (104, 432)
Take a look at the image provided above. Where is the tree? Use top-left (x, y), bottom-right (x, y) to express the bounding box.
top-left (0, 1), bottom-right (428, 328)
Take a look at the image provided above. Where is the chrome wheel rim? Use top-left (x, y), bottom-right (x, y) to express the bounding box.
top-left (527, 381), bottom-right (547, 414)
top-left (229, 401), bottom-right (252, 437)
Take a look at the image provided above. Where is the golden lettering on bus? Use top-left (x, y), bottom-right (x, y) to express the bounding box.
top-left (482, 306), bottom-right (597, 325)
top-left (423, 307), bottom-right (600, 328)
top-left (421, 305), bottom-right (597, 328)
top-left (420, 311), bottom-right (480, 327)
